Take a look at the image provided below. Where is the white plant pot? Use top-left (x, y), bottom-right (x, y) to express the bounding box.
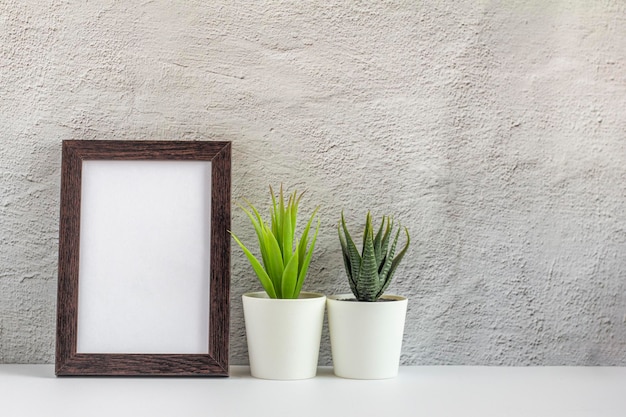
top-left (327, 294), bottom-right (408, 379)
top-left (242, 291), bottom-right (326, 380)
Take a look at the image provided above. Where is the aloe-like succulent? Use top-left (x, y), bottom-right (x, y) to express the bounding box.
top-left (338, 212), bottom-right (410, 302)
top-left (231, 186), bottom-right (320, 299)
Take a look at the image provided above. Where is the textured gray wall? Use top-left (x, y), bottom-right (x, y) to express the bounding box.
top-left (1, 1), bottom-right (625, 365)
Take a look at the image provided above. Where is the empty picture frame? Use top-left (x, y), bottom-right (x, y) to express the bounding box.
top-left (55, 140), bottom-right (230, 376)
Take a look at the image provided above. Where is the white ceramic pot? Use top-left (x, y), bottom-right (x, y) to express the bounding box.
top-left (242, 291), bottom-right (326, 380)
top-left (327, 294), bottom-right (408, 379)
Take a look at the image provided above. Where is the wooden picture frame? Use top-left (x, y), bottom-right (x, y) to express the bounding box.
top-left (55, 140), bottom-right (230, 376)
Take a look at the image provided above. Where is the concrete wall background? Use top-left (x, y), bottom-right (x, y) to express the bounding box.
top-left (1, 0), bottom-right (624, 365)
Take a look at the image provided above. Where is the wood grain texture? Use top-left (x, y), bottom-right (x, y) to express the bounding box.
top-left (209, 143), bottom-right (231, 369)
top-left (55, 140), bottom-right (230, 376)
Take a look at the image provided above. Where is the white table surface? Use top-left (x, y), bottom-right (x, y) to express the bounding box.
top-left (1, 365), bottom-right (624, 417)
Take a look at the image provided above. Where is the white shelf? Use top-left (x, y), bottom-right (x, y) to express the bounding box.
top-left (1, 365), bottom-right (625, 416)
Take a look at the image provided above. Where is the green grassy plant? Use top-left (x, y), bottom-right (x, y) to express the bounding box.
top-left (231, 186), bottom-right (320, 299)
top-left (338, 212), bottom-right (410, 302)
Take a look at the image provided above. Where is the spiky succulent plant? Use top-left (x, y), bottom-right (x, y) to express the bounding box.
top-left (338, 212), bottom-right (410, 302)
top-left (231, 186), bottom-right (320, 299)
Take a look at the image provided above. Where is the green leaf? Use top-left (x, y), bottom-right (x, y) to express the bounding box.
top-left (290, 190), bottom-right (300, 235)
top-left (231, 232), bottom-right (277, 298)
top-left (278, 185), bottom-right (285, 233)
top-left (356, 222), bottom-right (379, 302)
top-left (338, 222), bottom-right (357, 296)
top-left (270, 186), bottom-right (280, 245)
top-left (376, 226), bottom-right (410, 299)
top-left (282, 200), bottom-right (294, 264)
top-left (378, 226), bottom-right (399, 281)
top-left (235, 185), bottom-right (320, 299)
top-left (294, 219), bottom-right (319, 299)
top-left (373, 215), bottom-right (385, 267)
top-left (238, 202), bottom-right (262, 243)
top-left (281, 245), bottom-right (299, 299)
top-left (263, 224), bottom-right (285, 298)
top-left (362, 212), bottom-right (371, 254)
top-left (239, 201), bottom-right (271, 272)
top-left (380, 217), bottom-right (392, 264)
top-left (340, 212), bottom-right (361, 291)
top-left (298, 206), bottom-right (319, 274)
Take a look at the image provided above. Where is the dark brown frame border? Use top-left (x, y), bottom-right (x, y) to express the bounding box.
top-left (55, 140), bottom-right (230, 376)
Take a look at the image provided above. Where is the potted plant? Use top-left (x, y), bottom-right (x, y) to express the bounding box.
top-left (231, 186), bottom-right (324, 380)
top-left (327, 211), bottom-right (410, 379)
